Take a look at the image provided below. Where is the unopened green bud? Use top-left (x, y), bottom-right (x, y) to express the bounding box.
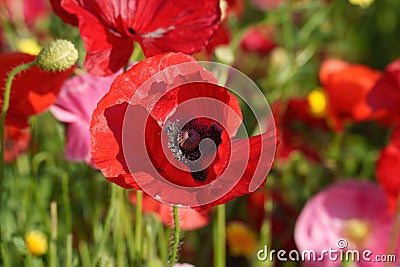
top-left (36, 39), bottom-right (78, 71)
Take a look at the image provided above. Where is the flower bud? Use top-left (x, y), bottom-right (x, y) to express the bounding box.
top-left (36, 39), bottom-right (78, 71)
top-left (25, 230), bottom-right (48, 256)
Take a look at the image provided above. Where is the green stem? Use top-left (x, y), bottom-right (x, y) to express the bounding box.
top-left (158, 219), bottom-right (168, 263)
top-left (0, 243), bottom-right (11, 267)
top-left (0, 61), bottom-right (37, 176)
top-left (214, 204), bottom-right (226, 267)
top-left (169, 205), bottom-right (180, 267)
top-left (135, 190), bottom-right (143, 264)
top-left (66, 234), bottom-right (73, 267)
top-left (115, 187), bottom-right (126, 267)
top-left (62, 173), bottom-right (72, 233)
top-left (92, 184), bottom-right (117, 267)
top-left (78, 242), bottom-right (91, 267)
top-left (256, 194), bottom-right (273, 267)
top-left (49, 202), bottom-right (58, 267)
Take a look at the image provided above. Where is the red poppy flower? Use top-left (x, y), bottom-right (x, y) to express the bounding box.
top-left (376, 126), bottom-right (400, 213)
top-left (50, 0), bottom-right (221, 76)
top-left (320, 59), bottom-right (382, 131)
top-left (367, 58), bottom-right (400, 125)
top-left (0, 52), bottom-right (74, 128)
top-left (240, 25), bottom-right (276, 56)
top-left (273, 99), bottom-right (329, 161)
top-left (90, 52), bottom-right (276, 210)
top-left (3, 125), bottom-right (30, 163)
top-left (129, 191), bottom-right (209, 230)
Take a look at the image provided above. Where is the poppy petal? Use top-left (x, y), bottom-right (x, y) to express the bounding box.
top-left (194, 127), bottom-right (277, 211)
top-left (52, 0), bottom-right (221, 75)
top-left (367, 58), bottom-right (400, 118)
top-left (376, 126), bottom-right (400, 213)
top-left (133, 0), bottom-right (221, 57)
top-left (0, 52), bottom-right (74, 128)
top-left (319, 59), bottom-right (381, 130)
top-left (49, 0), bottom-right (78, 26)
top-left (60, 0), bottom-right (133, 76)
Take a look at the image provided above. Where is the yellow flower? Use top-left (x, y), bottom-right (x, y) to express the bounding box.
top-left (226, 221), bottom-right (257, 257)
top-left (25, 230), bottom-right (48, 256)
top-left (16, 38), bottom-right (42, 56)
top-left (348, 0), bottom-right (374, 9)
top-left (307, 88), bottom-right (327, 118)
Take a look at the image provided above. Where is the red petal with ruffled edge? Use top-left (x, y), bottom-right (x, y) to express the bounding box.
top-left (52, 0), bottom-right (220, 76)
top-left (59, 0), bottom-right (134, 76)
top-left (0, 52), bottom-right (74, 128)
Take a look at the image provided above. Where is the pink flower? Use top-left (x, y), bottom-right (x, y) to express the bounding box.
top-left (294, 180), bottom-right (399, 267)
top-left (174, 264), bottom-right (195, 267)
top-left (50, 71), bottom-right (120, 167)
top-left (2, 0), bottom-right (49, 26)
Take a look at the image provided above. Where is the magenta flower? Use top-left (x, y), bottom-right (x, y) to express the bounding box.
top-left (50, 71), bottom-right (120, 167)
top-left (294, 180), bottom-right (399, 267)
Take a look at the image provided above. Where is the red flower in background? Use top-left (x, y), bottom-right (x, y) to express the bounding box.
top-left (376, 126), bottom-right (400, 213)
top-left (90, 52), bottom-right (276, 210)
top-left (129, 192), bottom-right (209, 230)
top-left (320, 59), bottom-right (382, 131)
top-left (3, 125), bottom-right (30, 163)
top-left (240, 25), bottom-right (277, 56)
top-left (0, 52), bottom-right (74, 128)
top-left (273, 98), bottom-right (329, 161)
top-left (367, 58), bottom-right (400, 125)
top-left (51, 0), bottom-right (221, 76)
top-left (224, 0), bottom-right (244, 19)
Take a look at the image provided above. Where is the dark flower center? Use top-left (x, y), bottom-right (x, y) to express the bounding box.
top-left (177, 129), bottom-right (200, 151)
top-left (166, 118), bottom-right (223, 182)
top-left (128, 28), bottom-right (136, 35)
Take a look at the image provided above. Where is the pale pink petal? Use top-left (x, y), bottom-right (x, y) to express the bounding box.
top-left (51, 71), bottom-right (121, 166)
